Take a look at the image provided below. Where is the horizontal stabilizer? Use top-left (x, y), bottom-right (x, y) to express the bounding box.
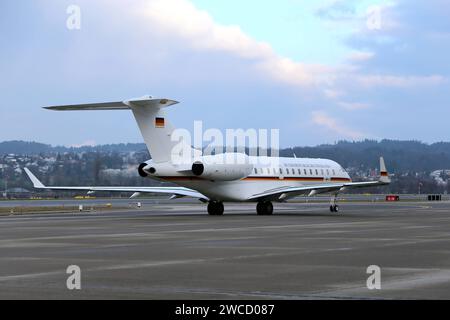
top-left (45, 101), bottom-right (128, 111)
top-left (43, 95), bottom-right (182, 162)
top-left (44, 96), bottom-right (178, 111)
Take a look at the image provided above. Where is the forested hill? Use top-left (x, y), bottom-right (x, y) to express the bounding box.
top-left (288, 140), bottom-right (450, 173)
top-left (0, 141), bottom-right (147, 155)
top-left (2, 139), bottom-right (450, 173)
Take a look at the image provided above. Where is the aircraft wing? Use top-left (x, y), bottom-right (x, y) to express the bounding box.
top-left (24, 168), bottom-right (208, 200)
top-left (247, 183), bottom-right (346, 201)
top-left (247, 157), bottom-right (390, 202)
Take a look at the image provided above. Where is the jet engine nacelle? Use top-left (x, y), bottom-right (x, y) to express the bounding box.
top-left (138, 161), bottom-right (166, 177)
top-left (138, 160), bottom-right (159, 177)
top-left (191, 153), bottom-right (253, 181)
top-left (138, 163), bottom-right (149, 177)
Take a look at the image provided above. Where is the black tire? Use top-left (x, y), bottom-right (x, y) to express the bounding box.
top-left (257, 201), bottom-right (273, 215)
top-left (207, 202), bottom-right (216, 215)
top-left (208, 201), bottom-right (224, 215)
top-left (256, 202), bottom-right (263, 215)
top-left (216, 202), bottom-right (224, 215)
top-left (329, 205), bottom-right (339, 213)
top-left (265, 201), bottom-right (273, 215)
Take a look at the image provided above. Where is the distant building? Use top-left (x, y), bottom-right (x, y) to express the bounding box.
top-left (430, 170), bottom-right (450, 186)
top-left (5, 187), bottom-right (32, 199)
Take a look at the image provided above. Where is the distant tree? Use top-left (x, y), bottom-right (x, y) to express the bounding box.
top-left (94, 152), bottom-right (101, 185)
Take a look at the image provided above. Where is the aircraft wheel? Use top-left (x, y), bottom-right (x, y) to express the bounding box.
top-left (329, 205), bottom-right (339, 213)
top-left (208, 201), bottom-right (224, 215)
top-left (257, 201), bottom-right (273, 215)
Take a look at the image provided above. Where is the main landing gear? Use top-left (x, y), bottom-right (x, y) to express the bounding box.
top-left (330, 194), bottom-right (339, 213)
top-left (207, 201), bottom-right (224, 215)
top-left (207, 201), bottom-right (274, 216)
top-left (257, 201), bottom-right (273, 215)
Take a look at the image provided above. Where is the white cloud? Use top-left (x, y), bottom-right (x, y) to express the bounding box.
top-left (357, 74), bottom-right (446, 88)
top-left (311, 111), bottom-right (365, 139)
top-left (324, 89), bottom-right (346, 99)
top-left (139, 0), bottom-right (446, 92)
top-left (142, 0), bottom-right (272, 59)
top-left (338, 101), bottom-right (370, 110)
top-left (141, 0), bottom-right (334, 87)
top-left (315, 0), bottom-right (356, 21)
top-left (347, 51), bottom-right (375, 62)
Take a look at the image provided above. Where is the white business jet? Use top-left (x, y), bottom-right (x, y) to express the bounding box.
top-left (25, 96), bottom-right (390, 215)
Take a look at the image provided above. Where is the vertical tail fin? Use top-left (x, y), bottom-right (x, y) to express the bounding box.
top-left (379, 156), bottom-right (390, 183)
top-left (124, 96), bottom-right (179, 162)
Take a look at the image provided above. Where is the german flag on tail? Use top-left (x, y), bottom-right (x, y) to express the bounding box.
top-left (155, 117), bottom-right (165, 128)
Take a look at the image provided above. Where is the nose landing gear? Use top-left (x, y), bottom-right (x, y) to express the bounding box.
top-left (330, 204), bottom-right (339, 212)
top-left (330, 194), bottom-right (339, 213)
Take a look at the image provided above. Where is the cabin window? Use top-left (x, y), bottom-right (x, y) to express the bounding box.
top-left (326, 169), bottom-right (330, 175)
top-left (285, 168), bottom-right (289, 175)
top-left (273, 168), bottom-right (276, 175)
top-left (279, 168), bottom-right (282, 174)
top-left (332, 169), bottom-right (336, 175)
top-left (254, 168), bottom-right (257, 174)
top-left (310, 169), bottom-right (313, 175)
top-left (304, 169), bottom-right (307, 175)
top-left (321, 169), bottom-right (324, 175)
top-left (298, 169), bottom-right (301, 175)
top-left (267, 168), bottom-right (270, 174)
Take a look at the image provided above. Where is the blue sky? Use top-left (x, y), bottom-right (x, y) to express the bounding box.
top-left (0, 0), bottom-right (449, 147)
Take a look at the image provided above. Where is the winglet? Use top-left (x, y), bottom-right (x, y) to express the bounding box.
top-left (379, 157), bottom-right (390, 184)
top-left (24, 168), bottom-right (45, 188)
